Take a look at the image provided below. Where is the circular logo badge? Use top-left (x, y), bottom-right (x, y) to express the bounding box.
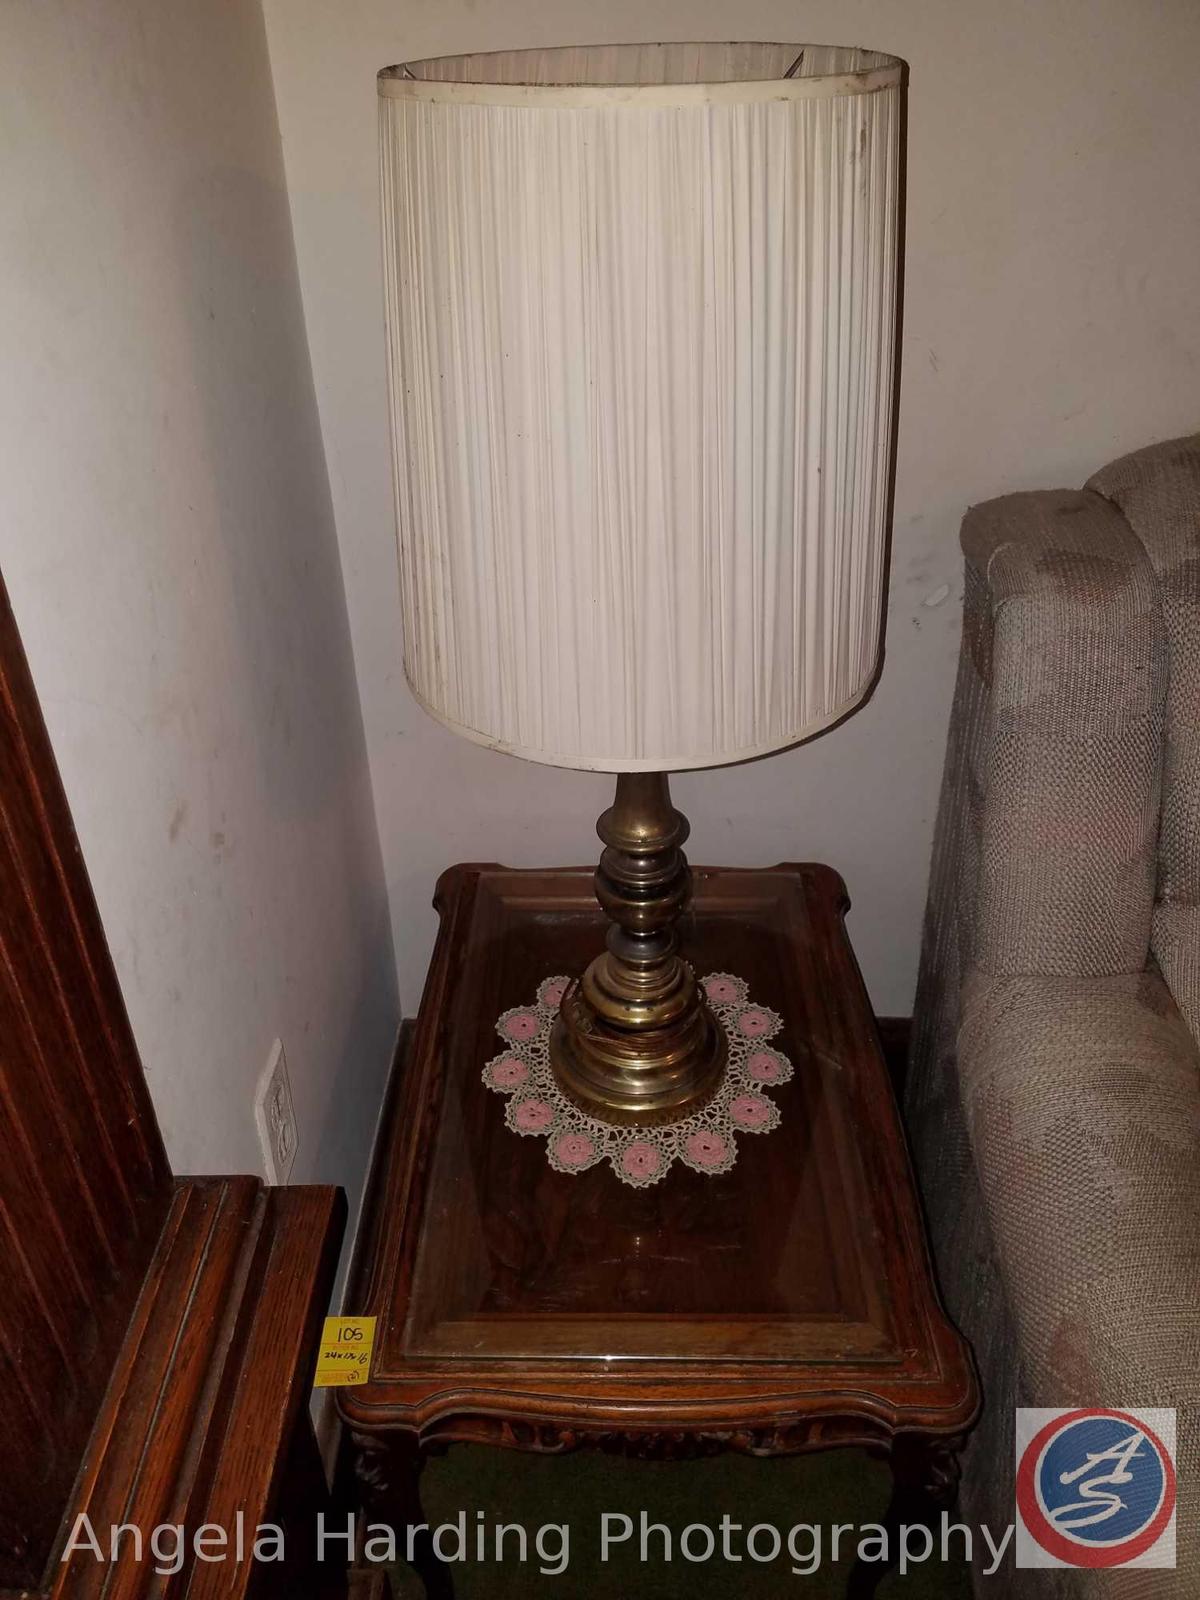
top-left (1017, 1410), bottom-right (1176, 1568)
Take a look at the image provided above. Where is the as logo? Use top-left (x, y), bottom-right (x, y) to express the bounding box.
top-left (1016, 1409), bottom-right (1176, 1569)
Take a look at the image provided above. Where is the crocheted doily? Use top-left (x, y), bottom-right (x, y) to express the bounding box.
top-left (482, 973), bottom-right (792, 1187)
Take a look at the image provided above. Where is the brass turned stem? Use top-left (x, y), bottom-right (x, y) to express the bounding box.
top-left (549, 773), bottom-right (727, 1126)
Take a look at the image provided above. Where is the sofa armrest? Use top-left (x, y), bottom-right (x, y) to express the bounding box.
top-left (959, 965), bottom-right (1200, 1406)
top-left (959, 489), bottom-right (1165, 977)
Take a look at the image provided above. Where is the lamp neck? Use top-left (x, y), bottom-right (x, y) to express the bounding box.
top-left (549, 769), bottom-right (725, 1124)
top-left (595, 773), bottom-right (690, 971)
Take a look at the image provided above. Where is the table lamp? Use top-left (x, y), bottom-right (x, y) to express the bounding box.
top-left (378, 43), bottom-right (902, 1129)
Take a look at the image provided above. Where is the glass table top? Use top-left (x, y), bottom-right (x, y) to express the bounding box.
top-left (396, 868), bottom-right (906, 1368)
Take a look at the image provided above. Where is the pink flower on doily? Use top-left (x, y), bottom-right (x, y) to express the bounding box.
top-left (500, 1009), bottom-right (539, 1043)
top-left (553, 1131), bottom-right (595, 1168)
top-left (513, 1097), bottom-right (554, 1133)
top-left (746, 1050), bottom-right (784, 1084)
top-left (736, 1008), bottom-right (773, 1039)
top-left (490, 1056), bottom-right (528, 1089)
top-left (685, 1130), bottom-right (728, 1168)
top-left (729, 1094), bottom-right (772, 1129)
top-left (538, 977), bottom-right (570, 1010)
top-left (704, 976), bottom-right (741, 1005)
top-left (621, 1141), bottom-right (662, 1180)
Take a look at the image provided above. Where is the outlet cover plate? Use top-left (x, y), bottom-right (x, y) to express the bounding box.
top-left (255, 1038), bottom-right (298, 1184)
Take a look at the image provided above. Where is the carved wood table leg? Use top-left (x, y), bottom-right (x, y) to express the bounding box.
top-left (352, 1432), bottom-right (456, 1600)
top-left (846, 1433), bottom-right (965, 1598)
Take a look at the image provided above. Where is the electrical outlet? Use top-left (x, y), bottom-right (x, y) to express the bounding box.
top-left (255, 1039), bottom-right (298, 1184)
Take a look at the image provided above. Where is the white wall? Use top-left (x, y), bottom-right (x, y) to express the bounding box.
top-left (0, 0), bottom-right (399, 1200)
top-left (263, 0), bottom-right (1200, 1016)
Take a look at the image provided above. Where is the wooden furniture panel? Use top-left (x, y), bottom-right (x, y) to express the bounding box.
top-left (0, 579), bottom-right (172, 1585)
top-left (0, 568), bottom-right (349, 1599)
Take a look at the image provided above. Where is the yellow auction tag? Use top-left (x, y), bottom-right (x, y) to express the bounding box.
top-left (313, 1316), bottom-right (377, 1388)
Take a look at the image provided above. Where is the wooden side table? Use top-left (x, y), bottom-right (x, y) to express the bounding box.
top-left (341, 864), bottom-right (977, 1594)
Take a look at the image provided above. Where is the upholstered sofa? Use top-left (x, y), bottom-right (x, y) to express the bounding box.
top-left (906, 433), bottom-right (1200, 1595)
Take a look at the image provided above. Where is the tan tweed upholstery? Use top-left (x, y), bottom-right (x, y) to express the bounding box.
top-left (961, 492), bottom-right (1165, 977)
top-left (1089, 436), bottom-right (1200, 1045)
top-left (961, 970), bottom-right (1200, 1598)
top-left (907, 441), bottom-right (1200, 1596)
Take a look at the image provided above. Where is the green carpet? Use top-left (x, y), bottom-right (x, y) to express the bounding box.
top-left (384, 1444), bottom-right (972, 1598)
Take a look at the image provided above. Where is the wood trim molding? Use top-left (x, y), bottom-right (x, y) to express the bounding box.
top-left (47, 1179), bottom-right (345, 1600)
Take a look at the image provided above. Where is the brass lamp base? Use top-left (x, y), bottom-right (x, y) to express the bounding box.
top-left (549, 772), bottom-right (727, 1126)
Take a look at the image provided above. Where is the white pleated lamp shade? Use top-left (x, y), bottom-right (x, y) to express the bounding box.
top-left (379, 43), bottom-right (902, 772)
